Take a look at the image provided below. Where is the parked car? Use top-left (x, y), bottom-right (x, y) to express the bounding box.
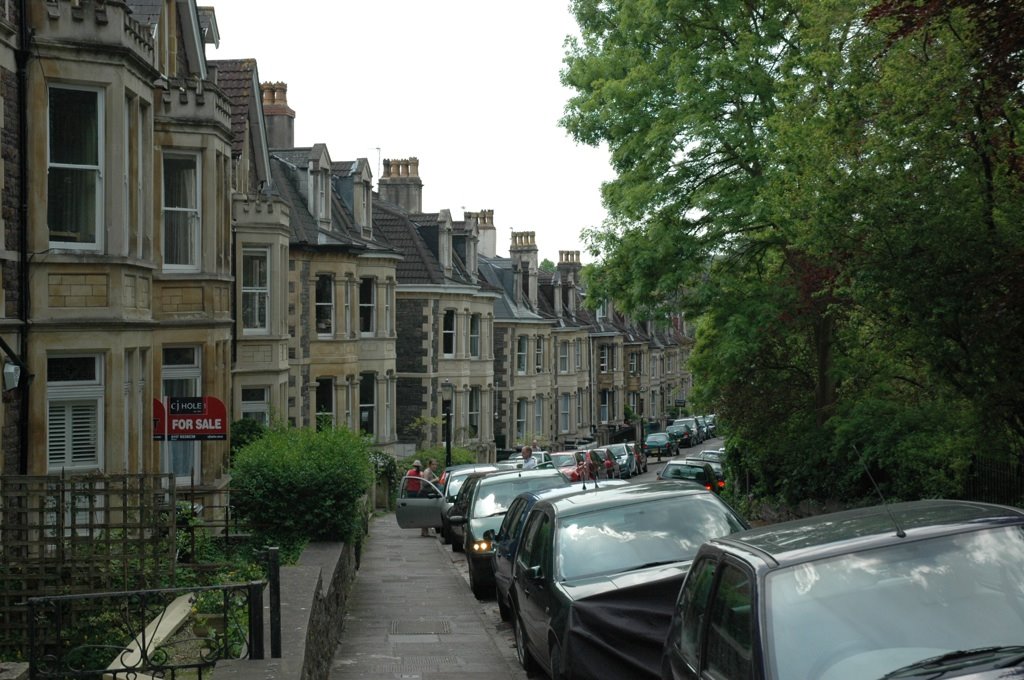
top-left (443, 472), bottom-right (491, 554)
top-left (661, 499), bottom-right (1024, 680)
top-left (504, 451), bottom-right (552, 469)
top-left (604, 442), bottom-right (638, 478)
top-left (666, 423), bottom-right (694, 449)
top-left (395, 474), bottom-right (445, 532)
top-left (702, 414), bottom-right (717, 438)
top-left (448, 468), bottom-right (571, 599)
top-left (510, 482), bottom-right (748, 680)
top-left (488, 480), bottom-right (629, 621)
top-left (550, 452), bottom-right (578, 476)
top-left (697, 449), bottom-right (723, 464)
top-left (436, 463), bottom-right (499, 544)
top-left (643, 432), bottom-right (674, 459)
top-left (673, 418), bottom-right (703, 445)
top-left (589, 447), bottom-right (620, 479)
top-left (629, 441), bottom-right (648, 474)
top-left (680, 457), bottom-right (724, 492)
top-left (656, 459), bottom-right (719, 492)
top-left (693, 416), bottom-right (709, 442)
top-left (567, 449), bottom-right (604, 482)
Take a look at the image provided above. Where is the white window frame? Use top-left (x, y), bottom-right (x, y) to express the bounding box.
top-left (359, 277), bottom-right (376, 336)
top-left (242, 248), bottom-right (270, 334)
top-left (576, 388), bottom-right (584, 428)
top-left (385, 282), bottom-right (394, 336)
top-left (241, 386), bottom-right (270, 425)
top-left (316, 274), bottom-right (334, 337)
top-left (162, 151), bottom-right (201, 271)
top-left (516, 336), bottom-right (528, 374)
top-left (629, 352), bottom-right (638, 375)
top-left (48, 84), bottom-right (104, 251)
top-left (47, 354), bottom-right (104, 472)
top-left (599, 346), bottom-right (610, 373)
top-left (560, 393), bottom-right (570, 433)
top-left (534, 396), bottom-right (544, 437)
top-left (469, 314), bottom-right (481, 358)
top-left (161, 346), bottom-right (201, 483)
top-left (442, 309), bottom-right (456, 358)
top-left (559, 341), bottom-right (569, 373)
top-left (468, 387), bottom-right (480, 437)
top-left (316, 377), bottom-right (335, 429)
top-left (343, 279), bottom-right (352, 337)
top-left (360, 372), bottom-right (376, 436)
top-left (535, 336), bottom-right (544, 373)
top-left (575, 338), bottom-right (582, 370)
top-left (516, 398), bottom-right (528, 441)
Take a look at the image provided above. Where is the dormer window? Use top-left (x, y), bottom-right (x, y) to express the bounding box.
top-left (316, 169), bottom-right (330, 223)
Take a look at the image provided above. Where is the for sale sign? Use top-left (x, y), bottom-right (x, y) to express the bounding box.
top-left (153, 397), bottom-right (228, 441)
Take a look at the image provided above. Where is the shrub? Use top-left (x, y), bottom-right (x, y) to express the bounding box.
top-left (230, 426), bottom-right (374, 554)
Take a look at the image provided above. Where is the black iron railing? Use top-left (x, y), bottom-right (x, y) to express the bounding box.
top-left (27, 581), bottom-right (266, 680)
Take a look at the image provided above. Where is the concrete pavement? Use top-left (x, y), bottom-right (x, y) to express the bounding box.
top-left (329, 440), bottom-right (721, 680)
top-left (330, 511), bottom-right (529, 679)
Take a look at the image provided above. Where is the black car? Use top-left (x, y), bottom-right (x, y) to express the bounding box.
top-left (658, 459), bottom-right (719, 493)
top-left (510, 482), bottom-right (748, 680)
top-left (661, 499), bottom-right (1024, 680)
top-left (488, 480), bottom-right (628, 621)
top-left (448, 467), bottom-right (570, 599)
top-left (672, 418), bottom-right (703, 445)
top-left (666, 424), bottom-right (693, 449)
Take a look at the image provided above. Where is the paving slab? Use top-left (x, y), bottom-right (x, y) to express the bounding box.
top-left (331, 513), bottom-right (530, 680)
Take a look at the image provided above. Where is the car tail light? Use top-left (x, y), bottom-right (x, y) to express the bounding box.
top-left (718, 480), bottom-right (726, 489)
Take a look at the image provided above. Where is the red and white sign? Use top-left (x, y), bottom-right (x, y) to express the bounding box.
top-left (153, 396), bottom-right (228, 441)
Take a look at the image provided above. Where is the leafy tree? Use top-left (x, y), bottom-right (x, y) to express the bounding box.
top-left (540, 258), bottom-right (557, 273)
top-left (562, 0), bottom-right (1023, 510)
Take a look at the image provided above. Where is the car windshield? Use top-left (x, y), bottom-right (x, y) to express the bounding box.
top-left (662, 464), bottom-right (706, 481)
top-left (764, 525), bottom-right (1024, 680)
top-left (471, 475), bottom-right (567, 519)
top-left (647, 434), bottom-right (668, 444)
top-left (551, 453), bottom-right (575, 467)
top-left (447, 474), bottom-right (473, 498)
top-left (556, 495), bottom-right (746, 581)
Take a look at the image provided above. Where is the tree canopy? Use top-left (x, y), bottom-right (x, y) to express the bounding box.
top-left (562, 0), bottom-right (1024, 510)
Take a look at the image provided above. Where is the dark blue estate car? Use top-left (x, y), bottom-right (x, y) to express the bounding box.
top-left (661, 499), bottom-right (1024, 680)
top-left (488, 480), bottom-right (628, 622)
top-left (510, 482), bottom-right (748, 680)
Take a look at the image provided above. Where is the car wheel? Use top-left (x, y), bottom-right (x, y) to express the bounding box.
top-left (440, 520), bottom-right (451, 544)
top-left (469, 558), bottom-right (493, 600)
top-left (513, 605), bottom-right (537, 672)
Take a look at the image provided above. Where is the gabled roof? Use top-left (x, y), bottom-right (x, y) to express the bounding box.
top-left (373, 202), bottom-right (447, 285)
top-left (209, 58), bottom-right (256, 158)
top-left (477, 255), bottom-right (546, 323)
top-left (126, 0), bottom-right (207, 79)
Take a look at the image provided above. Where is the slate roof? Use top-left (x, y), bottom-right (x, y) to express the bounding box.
top-left (209, 58), bottom-right (256, 159)
top-left (477, 255), bottom-right (546, 323)
top-left (372, 202), bottom-right (447, 285)
top-left (125, 0), bottom-right (162, 26)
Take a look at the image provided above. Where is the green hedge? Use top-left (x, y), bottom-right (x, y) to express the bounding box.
top-left (230, 426), bottom-right (374, 554)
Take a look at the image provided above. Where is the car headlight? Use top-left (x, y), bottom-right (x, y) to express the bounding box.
top-left (472, 540), bottom-right (492, 553)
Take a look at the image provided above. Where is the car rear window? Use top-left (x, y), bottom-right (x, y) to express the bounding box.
top-left (471, 475), bottom-right (568, 519)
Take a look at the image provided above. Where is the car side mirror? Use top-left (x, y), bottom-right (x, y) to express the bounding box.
top-left (449, 514), bottom-right (467, 526)
top-left (528, 565), bottom-right (544, 583)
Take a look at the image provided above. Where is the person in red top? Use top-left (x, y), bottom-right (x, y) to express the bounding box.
top-left (405, 459), bottom-right (423, 498)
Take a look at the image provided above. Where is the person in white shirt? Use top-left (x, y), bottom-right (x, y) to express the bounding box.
top-left (521, 446), bottom-right (537, 470)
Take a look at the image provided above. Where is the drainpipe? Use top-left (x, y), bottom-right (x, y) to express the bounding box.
top-left (15, 0), bottom-right (30, 474)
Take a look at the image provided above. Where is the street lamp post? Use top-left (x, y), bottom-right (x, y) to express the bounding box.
top-left (442, 379), bottom-right (453, 469)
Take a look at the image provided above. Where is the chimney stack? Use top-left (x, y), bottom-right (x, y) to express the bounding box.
top-left (510, 231), bottom-right (539, 308)
top-left (558, 251), bottom-right (582, 315)
top-left (261, 81), bottom-right (295, 149)
top-left (378, 157), bottom-right (423, 213)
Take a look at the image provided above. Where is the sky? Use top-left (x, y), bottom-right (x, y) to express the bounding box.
top-left (206, 0), bottom-right (615, 265)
